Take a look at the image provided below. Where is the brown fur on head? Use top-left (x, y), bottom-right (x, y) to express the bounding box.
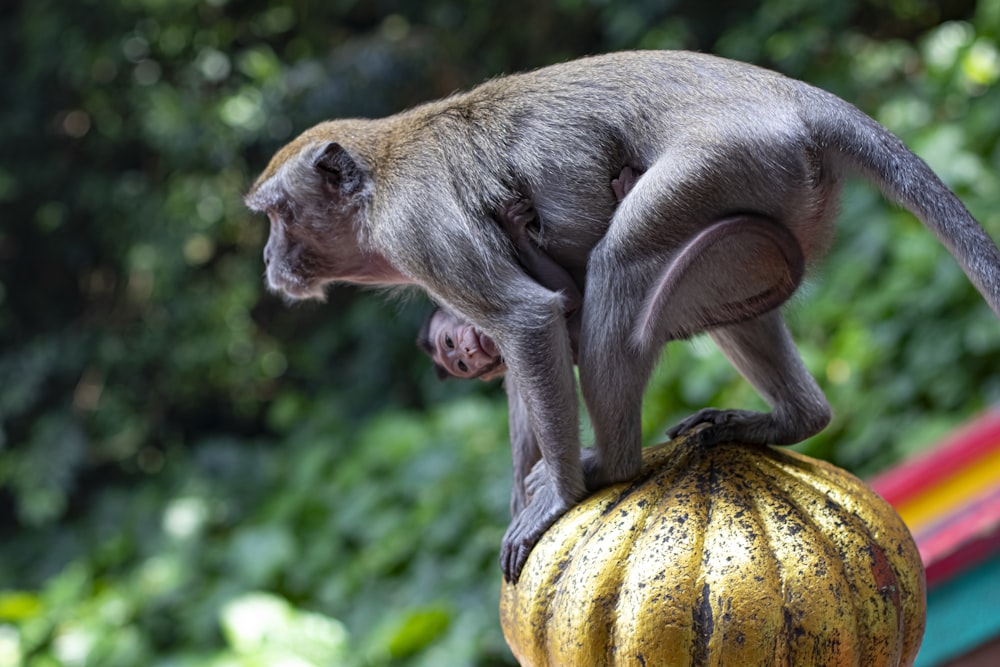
top-left (246, 120), bottom-right (379, 196)
top-left (245, 125), bottom-right (412, 300)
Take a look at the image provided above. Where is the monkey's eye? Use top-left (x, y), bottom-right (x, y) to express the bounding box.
top-left (444, 335), bottom-right (455, 349)
top-left (457, 361), bottom-right (468, 373)
top-left (271, 201), bottom-right (295, 223)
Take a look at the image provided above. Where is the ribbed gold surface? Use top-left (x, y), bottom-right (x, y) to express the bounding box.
top-left (500, 439), bottom-right (926, 666)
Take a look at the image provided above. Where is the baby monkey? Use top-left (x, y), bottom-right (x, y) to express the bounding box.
top-left (418, 167), bottom-right (638, 381)
top-left (417, 199), bottom-right (587, 381)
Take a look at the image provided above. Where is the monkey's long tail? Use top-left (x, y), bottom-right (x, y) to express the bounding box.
top-left (805, 88), bottom-right (1000, 319)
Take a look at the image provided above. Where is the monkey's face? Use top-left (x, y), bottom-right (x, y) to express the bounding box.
top-left (248, 141), bottom-right (407, 300)
top-left (261, 200), bottom-right (346, 300)
top-left (427, 309), bottom-right (505, 381)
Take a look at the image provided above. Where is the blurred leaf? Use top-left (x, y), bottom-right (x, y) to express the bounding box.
top-left (386, 606), bottom-right (452, 659)
top-left (0, 593), bottom-right (42, 622)
top-left (220, 592), bottom-right (348, 665)
top-left (226, 526), bottom-right (296, 586)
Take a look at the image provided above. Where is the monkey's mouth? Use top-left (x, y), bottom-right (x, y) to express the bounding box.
top-left (476, 331), bottom-right (498, 357)
top-left (455, 327), bottom-right (504, 381)
top-left (267, 268), bottom-right (327, 301)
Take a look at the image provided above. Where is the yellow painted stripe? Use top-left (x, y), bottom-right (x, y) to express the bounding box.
top-left (893, 445), bottom-right (1000, 530)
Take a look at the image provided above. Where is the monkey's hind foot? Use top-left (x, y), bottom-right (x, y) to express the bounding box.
top-left (667, 407), bottom-right (828, 448)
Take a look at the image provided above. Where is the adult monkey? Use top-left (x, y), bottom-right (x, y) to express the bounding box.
top-left (245, 50), bottom-right (1000, 583)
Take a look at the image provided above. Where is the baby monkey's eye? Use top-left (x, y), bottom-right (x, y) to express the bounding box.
top-left (445, 335), bottom-right (455, 349)
top-left (457, 361), bottom-right (468, 373)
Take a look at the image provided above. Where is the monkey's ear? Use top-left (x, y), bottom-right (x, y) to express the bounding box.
top-left (313, 142), bottom-right (368, 195)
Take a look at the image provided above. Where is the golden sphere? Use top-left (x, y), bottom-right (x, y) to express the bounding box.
top-left (500, 439), bottom-right (926, 666)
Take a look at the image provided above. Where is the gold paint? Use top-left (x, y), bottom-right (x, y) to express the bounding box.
top-left (500, 438), bottom-right (927, 667)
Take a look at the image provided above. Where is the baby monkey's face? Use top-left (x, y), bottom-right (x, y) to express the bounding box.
top-left (428, 309), bottom-right (506, 381)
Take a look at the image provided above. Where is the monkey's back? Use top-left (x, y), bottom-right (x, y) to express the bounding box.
top-left (431, 51), bottom-right (837, 266)
top-left (462, 50), bottom-right (809, 141)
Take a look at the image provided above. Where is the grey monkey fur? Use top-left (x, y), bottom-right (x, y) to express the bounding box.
top-left (245, 50), bottom-right (1000, 582)
top-left (420, 202), bottom-right (804, 518)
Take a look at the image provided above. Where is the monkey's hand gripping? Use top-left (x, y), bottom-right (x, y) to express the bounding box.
top-left (503, 448), bottom-right (607, 582)
top-left (501, 466), bottom-right (578, 583)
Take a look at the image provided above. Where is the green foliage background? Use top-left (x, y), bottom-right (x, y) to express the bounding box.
top-left (2, 0), bottom-right (999, 664)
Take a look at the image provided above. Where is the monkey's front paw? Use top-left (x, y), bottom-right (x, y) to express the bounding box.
top-left (523, 458), bottom-right (549, 505)
top-left (524, 448), bottom-right (602, 504)
top-left (501, 484), bottom-right (572, 583)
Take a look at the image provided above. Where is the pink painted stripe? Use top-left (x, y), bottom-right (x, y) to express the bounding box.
top-left (911, 482), bottom-right (1000, 586)
top-left (924, 528), bottom-right (1000, 587)
top-left (869, 408), bottom-right (1000, 506)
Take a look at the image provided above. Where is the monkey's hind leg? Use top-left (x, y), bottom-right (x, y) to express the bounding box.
top-left (634, 215), bottom-right (805, 345)
top-left (668, 310), bottom-right (832, 446)
top-left (576, 243), bottom-right (664, 490)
